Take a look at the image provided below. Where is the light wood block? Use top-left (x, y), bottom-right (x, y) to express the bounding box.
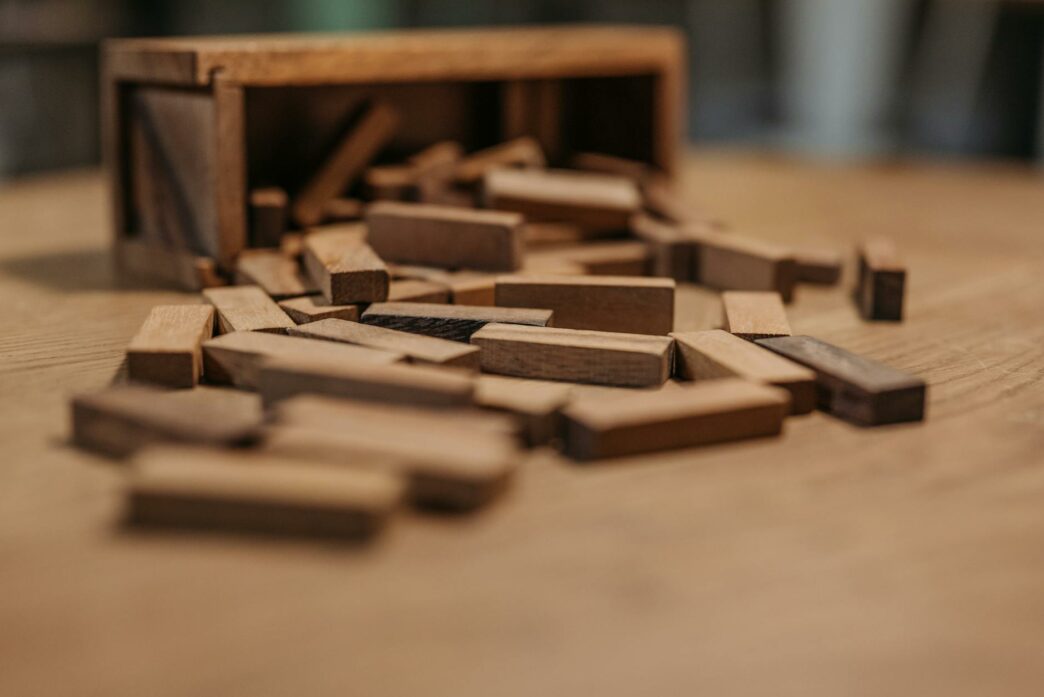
top-left (795, 247), bottom-right (842, 285)
top-left (571, 151), bottom-right (654, 183)
top-left (526, 241), bottom-right (650, 276)
top-left (671, 329), bottom-right (816, 414)
top-left (388, 265), bottom-right (497, 306)
top-left (202, 330), bottom-right (402, 389)
top-left (248, 186), bottom-right (288, 247)
top-left (362, 302), bottom-right (553, 342)
top-left (288, 318), bottom-right (479, 369)
top-left (321, 197), bottom-right (365, 222)
top-left (302, 225), bottom-right (389, 304)
top-left (364, 165), bottom-right (414, 201)
top-left (366, 201), bottom-right (524, 272)
top-left (689, 228), bottom-right (798, 302)
top-left (453, 136), bottom-right (546, 185)
top-left (470, 323), bottom-right (673, 387)
top-left (630, 213), bottom-right (691, 281)
top-left (474, 375), bottom-right (573, 446)
top-left (127, 445), bottom-right (403, 540)
top-left (277, 295), bottom-right (360, 324)
top-left (127, 305), bottom-right (215, 388)
top-left (721, 291), bottom-right (792, 341)
top-left (234, 249), bottom-right (317, 299)
top-left (495, 274), bottom-right (675, 335)
top-left (857, 236), bottom-right (905, 321)
top-left (561, 378), bottom-right (790, 460)
top-left (387, 279), bottom-right (450, 304)
top-left (202, 285), bottom-right (295, 334)
top-left (483, 168), bottom-right (641, 229)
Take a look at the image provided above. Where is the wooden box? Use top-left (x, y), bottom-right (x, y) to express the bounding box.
top-left (102, 26), bottom-right (686, 288)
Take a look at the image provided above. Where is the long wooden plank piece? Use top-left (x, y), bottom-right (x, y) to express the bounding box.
top-left (126, 305), bottom-right (215, 388)
top-left (721, 291), bottom-right (792, 341)
top-left (302, 226), bottom-right (389, 304)
top-left (289, 318), bottom-right (479, 369)
top-left (484, 168), bottom-right (641, 229)
top-left (856, 236), bottom-right (906, 321)
top-left (202, 285), bottom-right (295, 334)
top-left (362, 302), bottom-right (553, 342)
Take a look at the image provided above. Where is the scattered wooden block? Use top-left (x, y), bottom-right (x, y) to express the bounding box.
top-left (249, 187), bottom-right (288, 247)
top-left (525, 241), bottom-right (650, 276)
top-left (387, 279), bottom-right (450, 303)
top-left (366, 201), bottom-right (524, 272)
top-left (520, 253), bottom-right (587, 276)
top-left (470, 323), bottom-right (673, 387)
top-left (721, 291), bottom-right (792, 341)
top-left (671, 329), bottom-right (816, 414)
top-left (795, 248), bottom-right (842, 285)
top-left (291, 101), bottom-right (400, 227)
top-left (388, 265), bottom-right (497, 306)
top-left (277, 295), bottom-right (360, 324)
top-left (364, 165), bottom-right (415, 201)
top-left (202, 285), bottom-right (295, 334)
top-left (756, 335), bottom-right (926, 426)
top-left (561, 378), bottom-right (790, 460)
top-left (523, 222), bottom-right (619, 248)
top-left (495, 275), bottom-right (675, 335)
top-left (71, 385), bottom-right (261, 458)
top-left (856, 237), bottom-right (905, 321)
top-left (302, 225), bottom-right (389, 304)
top-left (202, 330), bottom-right (402, 389)
top-left (234, 249), bottom-right (317, 299)
top-left (689, 228), bottom-right (798, 302)
top-left (362, 302), bottom-right (553, 342)
top-left (630, 213), bottom-right (692, 281)
top-left (321, 197), bottom-right (365, 222)
top-left (127, 445), bottom-right (403, 540)
top-left (570, 151), bottom-right (653, 183)
top-left (288, 318), bottom-right (480, 369)
top-left (280, 231), bottom-right (305, 259)
top-left (453, 136), bottom-right (545, 185)
top-left (483, 168), bottom-right (641, 229)
top-left (474, 375), bottom-right (573, 446)
top-left (126, 305), bottom-right (215, 388)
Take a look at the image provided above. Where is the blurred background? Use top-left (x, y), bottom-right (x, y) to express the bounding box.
top-left (3, 0), bottom-right (1044, 178)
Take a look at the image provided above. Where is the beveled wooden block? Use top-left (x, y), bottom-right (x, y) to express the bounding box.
top-left (288, 318), bottom-right (480, 369)
top-left (495, 274), bottom-right (675, 335)
top-left (689, 228), bottom-right (798, 302)
top-left (302, 225), bottom-right (389, 304)
top-left (856, 237), bottom-right (905, 321)
top-left (127, 305), bottom-right (215, 388)
top-left (277, 295), bottom-right (360, 324)
top-left (483, 168), bottom-right (641, 229)
top-left (249, 186), bottom-right (288, 247)
top-left (202, 285), bottom-right (295, 334)
top-left (756, 335), bottom-right (926, 426)
top-left (795, 248), bottom-right (842, 285)
top-left (670, 329), bottom-right (815, 414)
top-left (561, 378), bottom-right (790, 460)
top-left (474, 375), bottom-right (573, 446)
top-left (235, 248), bottom-right (317, 299)
top-left (362, 302), bottom-right (553, 342)
top-left (387, 279), bottom-right (451, 303)
top-left (721, 291), bottom-right (792, 341)
top-left (453, 136), bottom-right (546, 185)
top-left (470, 323), bottom-right (673, 387)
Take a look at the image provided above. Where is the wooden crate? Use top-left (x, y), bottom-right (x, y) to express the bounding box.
top-left (102, 26), bottom-right (686, 288)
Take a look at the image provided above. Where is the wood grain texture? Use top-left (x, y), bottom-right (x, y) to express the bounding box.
top-left (234, 249), bottom-right (317, 299)
top-left (202, 285), bottom-right (295, 334)
top-left (721, 291), bottom-right (792, 340)
top-left (387, 279), bottom-right (450, 304)
top-left (483, 168), bottom-right (641, 229)
top-left (288, 318), bottom-right (479, 369)
top-left (470, 323), bottom-right (673, 387)
top-left (857, 236), bottom-right (906, 321)
top-left (302, 226), bottom-right (389, 304)
top-left (525, 241), bottom-right (651, 276)
top-left (277, 295), bottom-right (360, 324)
top-left (362, 302), bottom-right (553, 342)
top-left (126, 305), bottom-right (215, 388)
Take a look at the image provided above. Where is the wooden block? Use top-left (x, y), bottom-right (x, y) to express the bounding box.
top-left (495, 275), bottom-right (675, 335)
top-left (721, 291), bottom-right (792, 341)
top-left (127, 305), bottom-right (215, 388)
top-left (630, 213), bottom-right (691, 281)
top-left (388, 265), bottom-right (497, 306)
top-left (670, 329), bottom-right (816, 414)
top-left (526, 241), bottom-right (651, 276)
top-left (277, 295), bottom-right (360, 324)
top-left (519, 255), bottom-right (587, 277)
top-left (363, 302), bottom-right (553, 342)
top-left (202, 330), bottom-right (402, 389)
top-left (387, 279), bottom-right (450, 304)
top-left (302, 225), bottom-right (389, 304)
top-left (71, 385), bottom-right (261, 458)
top-left (409, 140), bottom-right (464, 204)
top-left (366, 201), bottom-right (524, 272)
top-left (364, 165), bottom-right (414, 201)
top-left (795, 247), bottom-right (842, 285)
top-left (288, 318), bottom-right (479, 369)
top-left (483, 168), bottom-right (641, 229)
top-left (234, 249), bottom-right (317, 299)
top-left (249, 187), bottom-right (287, 248)
top-left (470, 323), bottom-right (673, 387)
top-left (454, 136), bottom-right (546, 185)
top-left (291, 101), bottom-right (400, 227)
top-left (474, 375), bottom-right (573, 446)
top-left (127, 445), bottom-right (403, 540)
top-left (756, 335), bottom-right (926, 426)
top-left (501, 80), bottom-right (563, 161)
top-left (689, 228), bottom-right (798, 302)
top-left (202, 285), bottom-right (295, 334)
top-left (321, 197), bottom-right (365, 222)
top-left (266, 396), bottom-right (520, 510)
top-left (561, 378), bottom-right (790, 460)
top-left (856, 237), bottom-right (905, 321)
top-left (571, 151), bottom-right (654, 183)
top-left (523, 222), bottom-right (620, 248)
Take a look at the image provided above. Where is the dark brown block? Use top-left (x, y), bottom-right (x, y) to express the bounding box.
top-left (856, 237), bottom-right (905, 321)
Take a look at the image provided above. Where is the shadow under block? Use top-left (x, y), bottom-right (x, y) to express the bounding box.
top-left (71, 385), bottom-right (261, 458)
top-left (127, 445), bottom-right (403, 540)
top-left (561, 378), bottom-right (790, 461)
top-left (202, 331), bottom-right (403, 389)
top-left (483, 168), bottom-right (641, 229)
top-left (795, 248), bottom-right (842, 285)
top-left (249, 187), bottom-right (288, 247)
top-left (366, 201), bottom-right (524, 272)
top-left (362, 302), bottom-right (553, 342)
top-left (453, 137), bottom-right (546, 185)
top-left (470, 323), bottom-right (673, 387)
top-left (202, 285), bottom-right (295, 334)
top-left (671, 329), bottom-right (815, 415)
top-left (127, 305), bottom-right (215, 388)
top-left (474, 375), bottom-right (573, 446)
top-left (721, 291), bottom-right (792, 341)
top-left (494, 274), bottom-right (675, 335)
top-left (302, 226), bottom-right (389, 304)
top-left (235, 249), bottom-right (317, 299)
top-left (288, 318), bottom-right (480, 369)
top-left (277, 295), bottom-right (360, 324)
top-left (856, 237), bottom-right (906, 321)
top-left (755, 335), bottom-right (926, 426)
top-left (690, 229), bottom-right (798, 302)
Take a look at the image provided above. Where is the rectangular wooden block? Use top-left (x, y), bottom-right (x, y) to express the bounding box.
top-left (235, 249), bottom-right (317, 299)
top-left (483, 168), bottom-right (641, 229)
top-left (277, 295), bottom-right (360, 324)
top-left (387, 279), bottom-right (450, 304)
top-left (721, 291), bottom-right (792, 341)
top-left (795, 247), bottom-right (842, 285)
top-left (571, 151), bottom-right (654, 183)
top-left (470, 323), bottom-right (673, 387)
top-left (630, 213), bottom-right (692, 281)
top-left (366, 201), bottom-right (524, 272)
top-left (495, 275), bottom-right (675, 335)
top-left (670, 329), bottom-right (816, 414)
top-left (690, 228), bottom-right (798, 302)
top-left (321, 197), bottom-right (365, 223)
top-left (362, 302), bottom-right (553, 342)
top-left (127, 445), bottom-right (403, 540)
top-left (453, 136), bottom-right (546, 185)
top-left (474, 375), bottom-right (573, 446)
top-left (857, 236), bottom-right (905, 321)
top-left (525, 241), bottom-right (651, 276)
top-left (756, 335), bottom-right (926, 426)
top-left (302, 225), bottom-right (390, 304)
top-left (249, 186), bottom-right (288, 247)
top-left (202, 284), bottom-right (295, 334)
top-left (202, 330), bottom-right (402, 389)
top-left (288, 318), bottom-right (480, 369)
top-left (561, 378), bottom-right (790, 460)
top-left (127, 304), bottom-right (215, 388)
top-left (71, 385), bottom-right (261, 458)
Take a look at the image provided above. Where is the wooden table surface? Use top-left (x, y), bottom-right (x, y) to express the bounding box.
top-left (2, 150), bottom-right (1043, 696)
